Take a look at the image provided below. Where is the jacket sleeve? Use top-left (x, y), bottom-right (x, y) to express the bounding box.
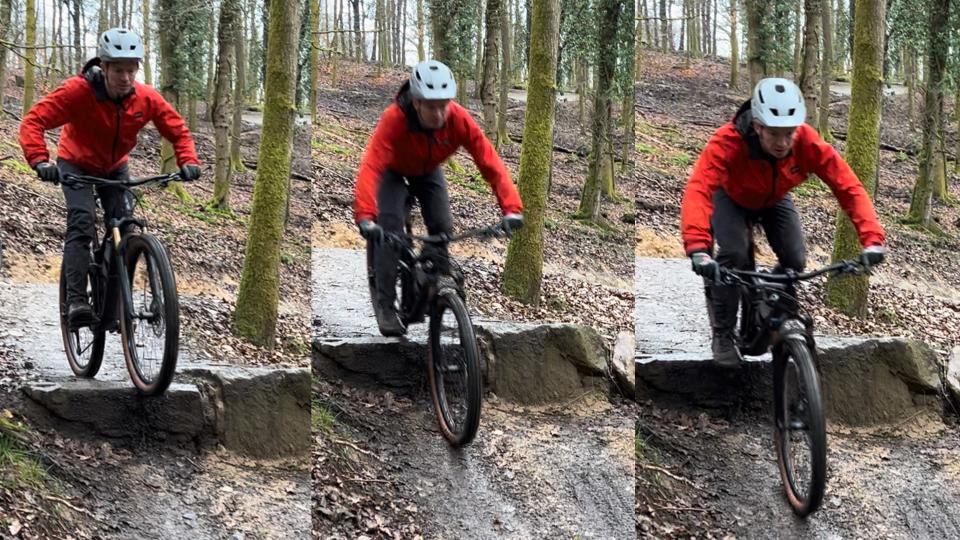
top-left (454, 105), bottom-right (523, 215)
top-left (802, 126), bottom-right (885, 247)
top-left (353, 107), bottom-right (400, 223)
top-left (19, 78), bottom-right (83, 167)
top-left (148, 87), bottom-right (200, 166)
top-left (680, 131), bottom-right (730, 255)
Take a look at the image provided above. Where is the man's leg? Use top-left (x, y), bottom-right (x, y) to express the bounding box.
top-left (708, 189), bottom-right (753, 367)
top-left (58, 160), bottom-right (99, 327)
top-left (760, 194), bottom-right (806, 297)
top-left (410, 168), bottom-right (453, 273)
top-left (373, 169), bottom-right (409, 336)
top-left (97, 163), bottom-right (134, 236)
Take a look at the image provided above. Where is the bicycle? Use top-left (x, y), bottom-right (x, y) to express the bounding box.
top-left (365, 216), bottom-right (513, 447)
top-left (716, 251), bottom-right (874, 517)
top-left (58, 171), bottom-right (190, 396)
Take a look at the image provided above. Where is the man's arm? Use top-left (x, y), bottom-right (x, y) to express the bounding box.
top-left (148, 88), bottom-right (200, 166)
top-left (802, 126), bottom-right (885, 247)
top-left (455, 105), bottom-right (523, 215)
top-left (19, 78), bottom-right (83, 167)
top-left (680, 133), bottom-right (730, 255)
top-left (354, 106), bottom-right (401, 223)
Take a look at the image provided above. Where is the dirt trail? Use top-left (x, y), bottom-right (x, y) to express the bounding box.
top-left (637, 405), bottom-right (960, 539)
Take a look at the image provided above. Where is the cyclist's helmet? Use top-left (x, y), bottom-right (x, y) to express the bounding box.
top-left (751, 78), bottom-right (806, 127)
top-left (409, 60), bottom-right (457, 100)
top-left (99, 28), bottom-right (144, 62)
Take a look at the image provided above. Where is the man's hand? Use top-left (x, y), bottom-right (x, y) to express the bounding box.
top-left (860, 244), bottom-right (886, 268)
top-left (501, 213), bottom-right (524, 236)
top-left (180, 164), bottom-right (201, 181)
top-left (34, 161), bottom-right (59, 184)
top-left (358, 220), bottom-right (383, 243)
top-left (690, 251), bottom-right (719, 281)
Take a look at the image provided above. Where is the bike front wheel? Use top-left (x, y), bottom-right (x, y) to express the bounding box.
top-left (427, 288), bottom-right (482, 446)
top-left (59, 260), bottom-right (105, 377)
top-left (119, 234), bottom-right (179, 396)
top-left (773, 337), bottom-right (827, 517)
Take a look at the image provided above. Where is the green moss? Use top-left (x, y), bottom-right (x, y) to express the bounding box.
top-left (792, 177), bottom-right (829, 197)
top-left (666, 151), bottom-right (691, 168)
top-left (2, 159), bottom-right (35, 176)
top-left (635, 142), bottom-right (656, 154)
top-left (311, 399), bottom-right (336, 436)
top-left (313, 141), bottom-right (353, 156)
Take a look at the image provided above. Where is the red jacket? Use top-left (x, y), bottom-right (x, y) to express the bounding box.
top-left (19, 67), bottom-right (198, 175)
top-left (353, 83), bottom-right (523, 223)
top-left (680, 103), bottom-right (885, 255)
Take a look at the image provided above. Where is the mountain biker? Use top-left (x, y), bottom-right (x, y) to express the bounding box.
top-left (353, 60), bottom-right (524, 337)
top-left (680, 77), bottom-right (887, 367)
top-left (19, 28), bottom-right (201, 329)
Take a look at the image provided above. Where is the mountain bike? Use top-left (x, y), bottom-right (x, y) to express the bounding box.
top-left (365, 216), bottom-right (513, 447)
top-left (717, 251), bottom-right (874, 517)
top-left (58, 172), bottom-right (189, 396)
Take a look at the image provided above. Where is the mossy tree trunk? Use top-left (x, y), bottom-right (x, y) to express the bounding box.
top-left (745, 0), bottom-right (768, 87)
top-left (824, 0), bottom-right (885, 316)
top-left (906, 0), bottom-right (949, 227)
top-left (480, 0), bottom-right (501, 141)
top-left (158, 0), bottom-right (193, 203)
top-left (798, 0), bottom-right (820, 128)
top-left (22, 0), bottom-right (37, 115)
top-left (0, 0), bottom-right (12, 97)
top-left (501, 0), bottom-right (560, 306)
top-left (622, 0), bottom-right (636, 174)
top-left (234, 0), bottom-right (302, 347)
top-left (416, 0), bottom-right (426, 60)
top-left (819, 0), bottom-right (833, 141)
top-left (211, 0), bottom-right (239, 211)
top-left (575, 0), bottom-right (622, 221)
top-left (143, 0), bottom-right (153, 85)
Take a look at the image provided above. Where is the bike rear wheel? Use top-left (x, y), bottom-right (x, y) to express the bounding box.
top-left (773, 337), bottom-right (827, 517)
top-left (59, 260), bottom-right (105, 377)
top-left (427, 288), bottom-right (482, 446)
top-left (119, 234), bottom-right (179, 396)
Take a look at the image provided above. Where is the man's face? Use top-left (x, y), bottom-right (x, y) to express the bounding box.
top-left (753, 121), bottom-right (797, 159)
top-left (103, 60), bottom-right (139, 99)
top-left (413, 98), bottom-right (451, 130)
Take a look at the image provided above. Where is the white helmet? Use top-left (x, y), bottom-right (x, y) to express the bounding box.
top-left (99, 28), bottom-right (144, 62)
top-left (409, 60), bottom-right (457, 100)
top-left (751, 78), bottom-right (806, 127)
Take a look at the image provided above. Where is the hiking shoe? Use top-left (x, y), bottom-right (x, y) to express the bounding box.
top-left (375, 302), bottom-right (406, 337)
top-left (67, 301), bottom-right (98, 329)
top-left (711, 332), bottom-right (743, 368)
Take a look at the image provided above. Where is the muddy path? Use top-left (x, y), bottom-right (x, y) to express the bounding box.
top-left (637, 403), bottom-right (960, 539)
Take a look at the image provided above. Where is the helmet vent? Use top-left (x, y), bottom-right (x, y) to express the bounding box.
top-left (775, 84), bottom-right (785, 92)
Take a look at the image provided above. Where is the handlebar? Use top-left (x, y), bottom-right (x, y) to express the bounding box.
top-left (60, 172), bottom-right (187, 188)
top-left (384, 222), bottom-right (513, 247)
top-left (718, 259), bottom-right (868, 287)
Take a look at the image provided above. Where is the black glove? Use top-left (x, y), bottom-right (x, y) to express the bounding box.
top-left (501, 213), bottom-right (524, 236)
top-left (34, 161), bottom-right (59, 184)
top-left (860, 245), bottom-right (886, 268)
top-left (358, 220), bottom-right (383, 243)
top-left (690, 251), bottom-right (719, 281)
top-left (180, 164), bottom-right (201, 181)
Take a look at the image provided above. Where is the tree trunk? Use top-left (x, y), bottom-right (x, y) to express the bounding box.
top-left (575, 0), bottom-right (622, 220)
top-left (480, 0), bottom-right (501, 140)
top-left (502, 0), bottom-right (560, 306)
top-left (793, 1), bottom-right (802, 76)
top-left (73, 0), bottom-right (82, 72)
top-left (745, 0), bottom-right (767, 87)
top-left (475, 0), bottom-right (485, 96)
top-left (142, 0), bottom-right (153, 85)
top-left (232, 5), bottom-right (248, 171)
top-left (798, 0), bottom-right (820, 128)
top-left (623, 0), bottom-right (636, 174)
top-left (730, 0), bottom-right (739, 88)
top-left (497, 0), bottom-right (511, 146)
top-left (206, 10), bottom-right (218, 121)
top-left (906, 47), bottom-right (916, 131)
top-left (659, 0), bottom-right (669, 51)
top-left (235, 0), bottom-right (303, 347)
top-left (212, 0), bottom-right (239, 211)
top-left (819, 0), bottom-right (832, 140)
top-left (824, 0), bottom-right (886, 316)
top-left (0, 0), bottom-right (11, 96)
top-left (416, 0), bottom-right (425, 60)
top-left (22, 0), bottom-right (37, 115)
top-left (907, 0), bottom-right (949, 226)
top-left (309, 0), bottom-right (321, 120)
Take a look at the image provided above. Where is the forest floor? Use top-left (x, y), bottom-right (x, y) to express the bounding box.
top-left (0, 75), bottom-right (311, 537)
top-left (634, 50), bottom-right (960, 537)
top-left (311, 61), bottom-right (638, 538)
